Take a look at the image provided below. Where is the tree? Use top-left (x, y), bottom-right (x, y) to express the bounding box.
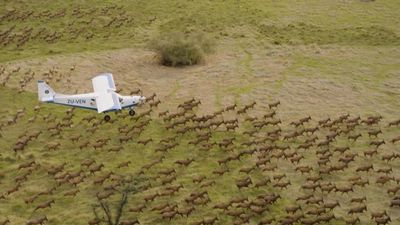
top-left (91, 176), bottom-right (149, 225)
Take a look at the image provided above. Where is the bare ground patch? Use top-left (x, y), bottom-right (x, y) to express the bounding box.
top-left (1, 43), bottom-right (399, 121)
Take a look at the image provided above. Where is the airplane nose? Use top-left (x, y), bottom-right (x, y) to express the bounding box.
top-left (140, 96), bottom-right (146, 103)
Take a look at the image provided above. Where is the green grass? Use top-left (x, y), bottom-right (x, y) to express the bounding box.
top-left (258, 23), bottom-right (400, 46)
top-left (0, 85), bottom-right (399, 224)
top-left (1, 0), bottom-right (400, 62)
top-left (1, 0), bottom-right (400, 224)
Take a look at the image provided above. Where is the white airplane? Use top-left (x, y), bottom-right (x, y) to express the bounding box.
top-left (38, 73), bottom-right (146, 121)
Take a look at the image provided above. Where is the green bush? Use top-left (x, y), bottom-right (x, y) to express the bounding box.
top-left (151, 32), bottom-right (214, 66)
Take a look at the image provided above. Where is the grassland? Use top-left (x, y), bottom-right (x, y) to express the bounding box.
top-left (1, 0), bottom-right (400, 225)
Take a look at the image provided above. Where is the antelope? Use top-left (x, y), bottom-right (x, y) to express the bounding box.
top-left (388, 119), bottom-right (400, 127)
top-left (0, 219), bottom-right (10, 225)
top-left (92, 141), bottom-right (106, 150)
top-left (144, 193), bottom-right (159, 202)
top-left (96, 190), bottom-right (114, 200)
top-left (348, 204), bottom-right (367, 214)
top-left (159, 110), bottom-right (169, 117)
top-left (108, 146), bottom-right (123, 152)
top-left (376, 167), bottom-right (392, 174)
top-left (192, 175), bottom-right (206, 183)
top-left (18, 161), bottom-right (36, 170)
top-left (299, 116), bottom-right (311, 124)
top-left (375, 216), bottom-right (391, 225)
top-left (81, 159), bottom-right (95, 167)
top-left (268, 100), bottom-right (280, 109)
top-left (334, 185), bottom-right (353, 194)
top-left (376, 175), bottom-right (393, 185)
top-left (356, 164), bottom-right (373, 172)
top-left (387, 186), bottom-right (400, 195)
top-left (304, 127), bottom-right (318, 134)
top-left (175, 158), bottom-right (194, 167)
top-left (295, 166), bottom-right (312, 174)
top-left (129, 204), bottom-right (146, 213)
top-left (64, 189), bottom-right (79, 197)
top-left (350, 196), bottom-right (366, 203)
top-left (298, 143), bottom-right (313, 150)
top-left (264, 110), bottom-right (276, 118)
top-left (224, 104), bottom-right (237, 111)
top-left (269, 119), bottom-right (281, 126)
top-left (203, 216), bottom-right (218, 225)
top-left (324, 200), bottom-right (340, 209)
top-left (70, 134), bottom-right (81, 142)
top-left (24, 194), bottom-right (39, 204)
top-left (236, 177), bottom-right (252, 189)
top-left (137, 138), bottom-right (153, 145)
top-left (213, 202), bottom-right (230, 211)
top-left (334, 146), bottom-right (350, 154)
top-left (391, 136), bottom-right (400, 144)
top-left (347, 133), bottom-right (361, 141)
top-left (370, 140), bottom-right (385, 148)
top-left (382, 153), bottom-right (397, 162)
top-left (119, 219), bottom-right (140, 225)
top-left (79, 141), bottom-right (90, 150)
top-left (146, 93), bottom-right (156, 102)
top-left (34, 199), bottom-right (55, 211)
top-left (285, 205), bottom-right (301, 214)
top-left (344, 217), bottom-right (360, 225)
top-left (117, 161), bottom-right (131, 168)
top-left (149, 99), bottom-right (161, 108)
top-left (273, 181), bottom-right (291, 189)
top-left (283, 131), bottom-right (298, 140)
top-left (347, 116), bottom-right (361, 123)
top-left (213, 167), bottom-right (229, 176)
top-left (318, 118), bottom-right (331, 125)
top-left (371, 211), bottom-right (388, 219)
top-left (47, 142), bottom-right (60, 150)
top-left (390, 198), bottom-right (400, 207)
top-left (368, 129), bottom-right (382, 138)
top-left (364, 149), bottom-right (378, 157)
top-left (26, 216), bottom-right (48, 225)
top-left (89, 163), bottom-right (104, 174)
top-left (119, 135), bottom-right (132, 143)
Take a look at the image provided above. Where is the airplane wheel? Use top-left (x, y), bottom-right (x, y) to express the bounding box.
top-left (129, 110), bottom-right (135, 116)
top-left (104, 115), bottom-right (111, 121)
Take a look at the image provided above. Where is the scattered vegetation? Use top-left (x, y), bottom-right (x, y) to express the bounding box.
top-left (151, 32), bottom-right (215, 66)
top-left (258, 23), bottom-right (400, 46)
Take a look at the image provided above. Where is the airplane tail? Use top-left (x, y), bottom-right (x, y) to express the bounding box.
top-left (38, 80), bottom-right (56, 102)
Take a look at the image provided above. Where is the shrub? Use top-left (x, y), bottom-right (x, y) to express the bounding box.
top-left (151, 32), bottom-right (214, 67)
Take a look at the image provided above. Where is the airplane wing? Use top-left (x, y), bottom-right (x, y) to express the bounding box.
top-left (92, 73), bottom-right (116, 93)
top-left (92, 73), bottom-right (121, 113)
top-left (96, 92), bottom-right (121, 113)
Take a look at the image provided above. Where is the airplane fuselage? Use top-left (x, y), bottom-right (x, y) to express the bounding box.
top-left (38, 74), bottom-right (146, 121)
top-left (50, 93), bottom-right (140, 112)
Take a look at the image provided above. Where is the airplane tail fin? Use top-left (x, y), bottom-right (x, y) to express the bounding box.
top-left (38, 80), bottom-right (55, 102)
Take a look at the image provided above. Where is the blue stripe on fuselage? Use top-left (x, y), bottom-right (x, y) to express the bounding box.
top-left (45, 101), bottom-right (138, 112)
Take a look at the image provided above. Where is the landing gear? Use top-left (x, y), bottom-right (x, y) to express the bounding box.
top-left (129, 109), bottom-right (136, 116)
top-left (104, 115), bottom-right (111, 122)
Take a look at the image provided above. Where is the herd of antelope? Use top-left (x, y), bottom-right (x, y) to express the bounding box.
top-left (0, 82), bottom-right (400, 225)
top-left (0, 5), bottom-right (137, 49)
top-left (1, 70), bottom-right (400, 224)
